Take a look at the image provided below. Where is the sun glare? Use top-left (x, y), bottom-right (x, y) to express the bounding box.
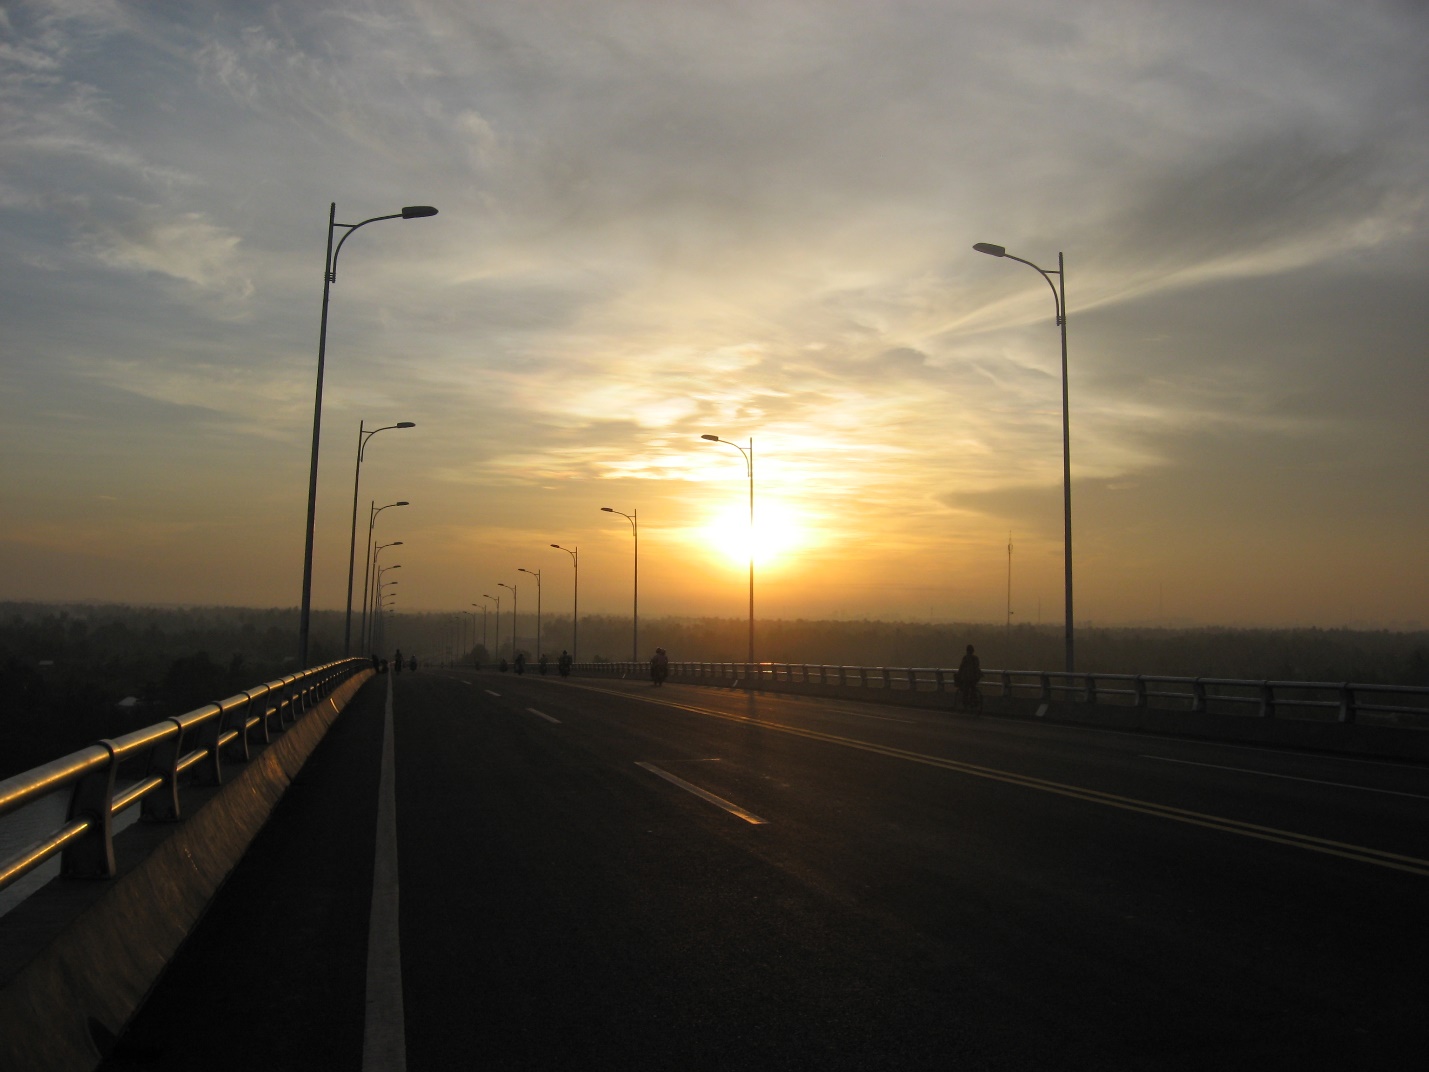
top-left (701, 501), bottom-right (808, 570)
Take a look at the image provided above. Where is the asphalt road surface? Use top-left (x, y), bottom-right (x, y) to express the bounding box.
top-left (101, 669), bottom-right (1429, 1070)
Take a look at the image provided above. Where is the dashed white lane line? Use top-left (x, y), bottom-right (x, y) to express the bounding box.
top-left (1141, 754), bottom-right (1429, 799)
top-left (484, 689), bottom-right (501, 697)
top-left (527, 707), bottom-right (561, 723)
top-left (635, 762), bottom-right (767, 825)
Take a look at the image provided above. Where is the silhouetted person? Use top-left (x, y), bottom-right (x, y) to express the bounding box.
top-left (956, 644), bottom-right (981, 709)
top-left (371, 653), bottom-right (380, 672)
top-left (394, 648), bottom-right (403, 674)
top-left (539, 653), bottom-right (548, 675)
top-left (499, 658), bottom-right (508, 672)
top-left (514, 652), bottom-right (526, 675)
top-left (650, 646), bottom-right (669, 686)
top-left (558, 650), bottom-right (572, 677)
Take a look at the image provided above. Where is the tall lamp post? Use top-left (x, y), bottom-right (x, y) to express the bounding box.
top-left (519, 568), bottom-right (542, 659)
top-left (365, 542), bottom-right (402, 650)
top-left (701, 435), bottom-right (755, 668)
top-left (551, 544), bottom-right (577, 661)
top-left (299, 202), bottom-right (437, 668)
top-left (483, 593), bottom-right (501, 663)
top-left (601, 508), bottom-right (638, 661)
top-left (345, 420), bottom-right (414, 654)
top-left (375, 568), bottom-right (400, 651)
top-left (973, 242), bottom-right (1073, 674)
top-left (498, 582), bottom-right (517, 660)
top-left (472, 603), bottom-right (487, 664)
top-left (360, 501), bottom-right (408, 650)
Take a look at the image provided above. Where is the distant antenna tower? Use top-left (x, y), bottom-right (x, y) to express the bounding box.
top-left (1006, 532), bottom-right (1013, 642)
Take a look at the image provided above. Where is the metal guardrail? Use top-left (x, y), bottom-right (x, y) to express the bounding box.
top-left (0, 658), bottom-right (368, 896)
top-left (570, 660), bottom-right (1429, 726)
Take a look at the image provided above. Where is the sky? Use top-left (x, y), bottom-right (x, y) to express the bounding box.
top-left (1, 0), bottom-right (1426, 631)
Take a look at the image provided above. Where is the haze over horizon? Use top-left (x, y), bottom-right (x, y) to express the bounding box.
top-left (2, 1), bottom-right (1425, 630)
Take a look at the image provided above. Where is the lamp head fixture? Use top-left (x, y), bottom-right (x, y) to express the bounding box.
top-left (973, 242), bottom-right (1007, 257)
top-left (401, 206), bottom-right (438, 219)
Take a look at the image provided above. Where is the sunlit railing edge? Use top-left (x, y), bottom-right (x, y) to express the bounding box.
top-left (0, 657), bottom-right (370, 896)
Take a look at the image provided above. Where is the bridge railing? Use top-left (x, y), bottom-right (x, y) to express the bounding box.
top-left (570, 660), bottom-right (1429, 727)
top-left (0, 657), bottom-right (368, 897)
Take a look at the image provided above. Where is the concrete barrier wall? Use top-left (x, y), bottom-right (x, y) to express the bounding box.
top-left (0, 669), bottom-right (376, 1072)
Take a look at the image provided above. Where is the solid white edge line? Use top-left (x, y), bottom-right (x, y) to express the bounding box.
top-left (363, 670), bottom-right (406, 1071)
top-left (636, 762), bottom-right (767, 824)
top-left (527, 707), bottom-right (561, 723)
top-left (1140, 754), bottom-right (1429, 799)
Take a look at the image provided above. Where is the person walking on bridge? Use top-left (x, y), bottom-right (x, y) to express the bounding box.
top-left (955, 644), bottom-right (982, 713)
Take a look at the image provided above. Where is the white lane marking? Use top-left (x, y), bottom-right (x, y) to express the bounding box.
top-left (527, 707), bottom-right (561, 723)
top-left (364, 670), bottom-right (407, 1071)
top-left (1140, 754), bottom-right (1429, 799)
top-left (635, 762), bottom-right (767, 825)
top-left (458, 679), bottom-right (471, 685)
top-left (484, 689), bottom-right (501, 697)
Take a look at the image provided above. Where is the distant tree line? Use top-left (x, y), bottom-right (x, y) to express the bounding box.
top-left (0, 602), bottom-right (346, 779)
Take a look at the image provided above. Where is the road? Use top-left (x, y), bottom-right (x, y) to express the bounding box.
top-left (102, 669), bottom-right (1429, 1070)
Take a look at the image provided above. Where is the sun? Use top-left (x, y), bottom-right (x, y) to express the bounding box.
top-left (701, 501), bottom-right (808, 570)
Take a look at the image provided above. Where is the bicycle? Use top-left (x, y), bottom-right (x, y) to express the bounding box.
top-left (952, 675), bottom-right (983, 715)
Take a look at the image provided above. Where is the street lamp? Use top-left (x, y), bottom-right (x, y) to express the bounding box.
top-left (375, 567), bottom-right (400, 651)
top-left (483, 593), bottom-right (501, 663)
top-left (345, 420), bottom-right (415, 654)
top-left (360, 501), bottom-right (408, 650)
top-left (973, 241), bottom-right (1074, 673)
top-left (365, 539), bottom-right (403, 650)
top-left (299, 202), bottom-right (437, 668)
top-left (498, 582), bottom-right (517, 659)
top-left (551, 544), bottom-right (578, 661)
top-left (472, 603), bottom-right (487, 664)
top-left (519, 568), bottom-right (542, 659)
top-left (701, 435), bottom-right (755, 668)
top-left (601, 508), bottom-right (638, 661)
top-left (461, 609), bottom-right (476, 665)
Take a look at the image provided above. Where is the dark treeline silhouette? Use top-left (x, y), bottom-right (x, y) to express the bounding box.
top-left (0, 602), bottom-right (350, 779)
top-left (3, 602), bottom-right (1425, 779)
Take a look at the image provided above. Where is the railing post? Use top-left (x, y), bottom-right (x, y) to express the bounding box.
top-left (1259, 681), bottom-right (1276, 718)
top-left (227, 694), bottom-right (253, 764)
top-left (1339, 682), bottom-right (1356, 724)
top-left (61, 742), bottom-right (118, 878)
top-left (1001, 670), bottom-right (1012, 698)
top-left (1085, 675), bottom-right (1097, 705)
top-left (1039, 672), bottom-right (1051, 703)
top-left (195, 703), bottom-right (226, 786)
top-left (881, 667), bottom-right (891, 689)
top-left (859, 667), bottom-right (869, 688)
top-left (906, 667), bottom-right (918, 691)
top-left (253, 686), bottom-right (273, 745)
top-left (142, 718), bottom-right (187, 822)
top-left (839, 666), bottom-right (847, 686)
top-left (1133, 675), bottom-right (1148, 709)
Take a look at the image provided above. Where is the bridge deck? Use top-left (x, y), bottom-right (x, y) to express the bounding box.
top-left (97, 668), bottom-right (1429, 1070)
